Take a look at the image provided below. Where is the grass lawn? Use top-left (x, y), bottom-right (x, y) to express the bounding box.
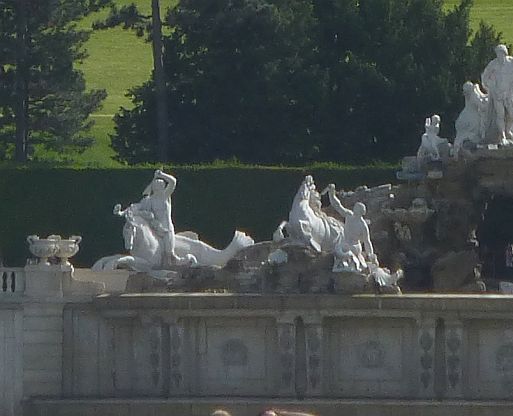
top-left (444, 0), bottom-right (513, 43)
top-left (62, 0), bottom-right (157, 167)
top-left (40, 0), bottom-right (513, 167)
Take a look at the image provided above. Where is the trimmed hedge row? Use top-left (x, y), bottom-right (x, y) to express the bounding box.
top-left (0, 167), bottom-right (396, 266)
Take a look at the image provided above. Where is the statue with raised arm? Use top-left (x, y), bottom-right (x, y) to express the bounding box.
top-left (131, 169), bottom-right (181, 267)
top-left (417, 114), bottom-right (448, 166)
top-left (327, 184), bottom-right (375, 272)
top-left (481, 44), bottom-right (513, 144)
top-left (93, 170), bottom-right (254, 276)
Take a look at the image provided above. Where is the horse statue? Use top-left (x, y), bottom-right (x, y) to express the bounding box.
top-left (93, 204), bottom-right (254, 275)
top-left (273, 175), bottom-right (344, 253)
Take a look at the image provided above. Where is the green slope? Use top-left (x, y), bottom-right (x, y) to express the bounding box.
top-left (71, 0), bottom-right (154, 167)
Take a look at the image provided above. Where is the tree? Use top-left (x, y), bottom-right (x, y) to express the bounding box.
top-left (93, 0), bottom-right (170, 162)
top-left (312, 0), bottom-right (502, 162)
top-left (113, 0), bottom-right (323, 164)
top-left (151, 0), bottom-right (169, 162)
top-left (0, 0), bottom-right (109, 162)
top-left (111, 0), bottom-right (502, 165)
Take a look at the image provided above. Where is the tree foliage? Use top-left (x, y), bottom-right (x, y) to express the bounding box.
top-left (0, 0), bottom-right (109, 161)
top-left (112, 0), bottom-right (502, 165)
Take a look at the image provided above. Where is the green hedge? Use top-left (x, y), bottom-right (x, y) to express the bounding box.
top-left (0, 167), bottom-right (396, 266)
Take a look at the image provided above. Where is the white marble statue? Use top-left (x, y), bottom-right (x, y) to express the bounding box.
top-left (481, 44), bottom-right (513, 144)
top-left (93, 170), bottom-right (254, 275)
top-left (132, 169), bottom-right (184, 268)
top-left (417, 114), bottom-right (447, 165)
top-left (368, 261), bottom-right (403, 293)
top-left (327, 184), bottom-right (375, 272)
top-left (454, 82), bottom-right (489, 158)
top-left (274, 175), bottom-right (343, 253)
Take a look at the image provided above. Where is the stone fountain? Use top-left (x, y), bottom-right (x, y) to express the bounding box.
top-left (86, 45), bottom-right (513, 296)
top-left (10, 44), bottom-right (513, 416)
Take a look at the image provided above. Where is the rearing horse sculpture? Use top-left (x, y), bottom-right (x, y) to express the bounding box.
top-left (274, 175), bottom-right (344, 253)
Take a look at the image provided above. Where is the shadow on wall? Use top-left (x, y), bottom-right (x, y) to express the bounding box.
top-left (477, 195), bottom-right (513, 284)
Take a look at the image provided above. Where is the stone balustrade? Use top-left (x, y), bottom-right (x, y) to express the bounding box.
top-left (60, 293), bottom-right (513, 402)
top-left (0, 267), bottom-right (25, 295)
top-left (0, 263), bottom-right (103, 416)
top-left (2, 266), bottom-right (513, 415)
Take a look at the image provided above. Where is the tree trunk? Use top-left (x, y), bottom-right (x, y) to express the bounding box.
top-left (151, 0), bottom-right (169, 162)
top-left (14, 0), bottom-right (29, 162)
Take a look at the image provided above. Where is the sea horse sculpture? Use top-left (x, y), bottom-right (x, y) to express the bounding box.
top-left (274, 175), bottom-right (343, 252)
top-left (93, 170), bottom-right (254, 274)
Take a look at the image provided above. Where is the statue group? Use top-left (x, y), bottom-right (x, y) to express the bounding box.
top-left (94, 168), bottom-right (400, 294)
top-left (93, 170), bottom-right (254, 275)
top-left (417, 44), bottom-right (513, 165)
top-left (273, 176), bottom-right (401, 289)
top-left (273, 176), bottom-right (375, 272)
top-left (93, 44), bottom-right (513, 295)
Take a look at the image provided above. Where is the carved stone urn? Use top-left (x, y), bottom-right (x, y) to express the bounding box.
top-left (49, 235), bottom-right (82, 266)
top-left (27, 235), bottom-right (59, 266)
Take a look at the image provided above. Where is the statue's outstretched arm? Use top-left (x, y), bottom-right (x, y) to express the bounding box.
top-left (327, 184), bottom-right (352, 217)
top-left (154, 169), bottom-right (177, 198)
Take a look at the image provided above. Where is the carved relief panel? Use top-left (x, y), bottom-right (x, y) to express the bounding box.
top-left (196, 317), bottom-right (278, 395)
top-left (65, 309), bottom-right (166, 397)
top-left (325, 317), bottom-right (416, 398)
top-left (466, 321), bottom-right (513, 399)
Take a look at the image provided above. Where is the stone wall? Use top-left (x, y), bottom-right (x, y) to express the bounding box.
top-left (0, 308), bottom-right (23, 416)
top-left (0, 267), bottom-right (25, 416)
top-left (5, 265), bottom-right (513, 415)
top-left (60, 293), bottom-right (513, 402)
top-left (0, 265), bottom-right (102, 416)
top-left (352, 150), bottom-right (513, 291)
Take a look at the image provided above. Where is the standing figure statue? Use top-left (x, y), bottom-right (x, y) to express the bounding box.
top-left (481, 44), bottom-right (513, 144)
top-left (127, 169), bottom-right (184, 268)
top-left (327, 184), bottom-right (375, 272)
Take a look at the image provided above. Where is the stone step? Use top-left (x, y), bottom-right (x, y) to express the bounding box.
top-left (26, 398), bottom-right (513, 416)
